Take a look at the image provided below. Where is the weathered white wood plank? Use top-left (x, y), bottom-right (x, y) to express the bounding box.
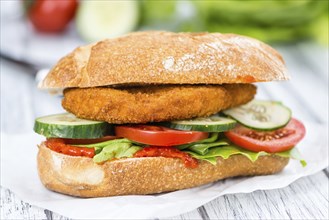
top-left (0, 188), bottom-right (71, 220)
top-left (167, 172), bottom-right (329, 220)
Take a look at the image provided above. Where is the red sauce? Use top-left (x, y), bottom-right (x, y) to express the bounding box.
top-left (134, 146), bottom-right (198, 168)
top-left (45, 139), bottom-right (198, 168)
top-left (45, 138), bottom-right (95, 158)
top-left (237, 75), bottom-right (256, 83)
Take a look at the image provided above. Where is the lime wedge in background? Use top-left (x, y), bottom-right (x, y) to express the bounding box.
top-left (76, 0), bottom-right (139, 42)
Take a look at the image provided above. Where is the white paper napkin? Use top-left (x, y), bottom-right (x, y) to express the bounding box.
top-left (1, 121), bottom-right (328, 219)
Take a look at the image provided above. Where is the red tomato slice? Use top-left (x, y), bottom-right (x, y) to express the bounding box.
top-left (115, 125), bottom-right (208, 146)
top-left (225, 118), bottom-right (306, 153)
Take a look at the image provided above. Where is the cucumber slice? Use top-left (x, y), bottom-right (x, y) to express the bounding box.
top-left (76, 1), bottom-right (139, 42)
top-left (34, 113), bottom-right (112, 139)
top-left (223, 100), bottom-right (292, 131)
top-left (169, 116), bottom-right (237, 132)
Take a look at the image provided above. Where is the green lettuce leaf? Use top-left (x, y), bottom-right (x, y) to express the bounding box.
top-left (185, 145), bottom-right (306, 167)
top-left (176, 133), bottom-right (220, 150)
top-left (93, 143), bottom-right (142, 163)
top-left (200, 157), bottom-right (217, 165)
top-left (186, 145), bottom-right (267, 163)
top-left (188, 140), bottom-right (230, 155)
top-left (275, 147), bottom-right (307, 167)
top-left (181, 134), bottom-right (306, 167)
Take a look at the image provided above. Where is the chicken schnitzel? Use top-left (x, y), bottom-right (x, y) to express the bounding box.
top-left (62, 84), bottom-right (256, 124)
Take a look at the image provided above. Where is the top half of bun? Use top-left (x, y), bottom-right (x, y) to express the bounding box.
top-left (39, 31), bottom-right (289, 89)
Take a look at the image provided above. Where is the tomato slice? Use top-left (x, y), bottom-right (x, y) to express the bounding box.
top-left (225, 118), bottom-right (306, 153)
top-left (115, 125), bottom-right (208, 146)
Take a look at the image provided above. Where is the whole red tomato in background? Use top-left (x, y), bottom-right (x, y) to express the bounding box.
top-left (25, 0), bottom-right (78, 33)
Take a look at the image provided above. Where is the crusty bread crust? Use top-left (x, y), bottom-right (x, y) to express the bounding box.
top-left (39, 31), bottom-right (289, 89)
top-left (37, 143), bottom-right (289, 197)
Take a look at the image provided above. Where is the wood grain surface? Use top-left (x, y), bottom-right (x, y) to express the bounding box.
top-left (1, 43), bottom-right (328, 219)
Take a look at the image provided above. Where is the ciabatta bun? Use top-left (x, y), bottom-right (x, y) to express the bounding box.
top-left (39, 31), bottom-right (289, 89)
top-left (37, 143), bottom-right (289, 197)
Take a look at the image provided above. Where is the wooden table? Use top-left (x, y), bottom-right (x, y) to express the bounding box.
top-left (1, 43), bottom-right (328, 219)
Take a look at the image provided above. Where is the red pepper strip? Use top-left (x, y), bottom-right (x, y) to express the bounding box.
top-left (45, 138), bottom-right (95, 158)
top-left (134, 146), bottom-right (198, 168)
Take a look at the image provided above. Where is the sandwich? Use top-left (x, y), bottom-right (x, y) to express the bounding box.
top-left (34, 31), bottom-right (306, 197)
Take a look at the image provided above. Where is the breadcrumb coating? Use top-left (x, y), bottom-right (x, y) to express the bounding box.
top-left (62, 84), bottom-right (256, 124)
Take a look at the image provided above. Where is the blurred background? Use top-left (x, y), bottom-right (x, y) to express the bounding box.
top-left (0, 0), bottom-right (328, 68)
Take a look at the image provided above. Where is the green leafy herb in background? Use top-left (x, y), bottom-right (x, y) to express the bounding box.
top-left (140, 0), bottom-right (328, 45)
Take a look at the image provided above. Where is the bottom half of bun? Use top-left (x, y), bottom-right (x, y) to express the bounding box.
top-left (37, 143), bottom-right (289, 197)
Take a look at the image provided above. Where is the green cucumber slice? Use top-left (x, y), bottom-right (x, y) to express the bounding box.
top-left (169, 116), bottom-right (237, 132)
top-left (223, 100), bottom-right (292, 131)
top-left (76, 1), bottom-right (139, 42)
top-left (34, 113), bottom-right (112, 139)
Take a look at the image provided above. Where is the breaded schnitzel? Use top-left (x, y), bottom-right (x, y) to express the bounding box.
top-left (62, 84), bottom-right (256, 124)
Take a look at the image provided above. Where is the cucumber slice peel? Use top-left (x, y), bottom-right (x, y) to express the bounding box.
top-left (223, 100), bottom-right (292, 131)
top-left (34, 113), bottom-right (112, 139)
top-left (170, 116), bottom-right (237, 132)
